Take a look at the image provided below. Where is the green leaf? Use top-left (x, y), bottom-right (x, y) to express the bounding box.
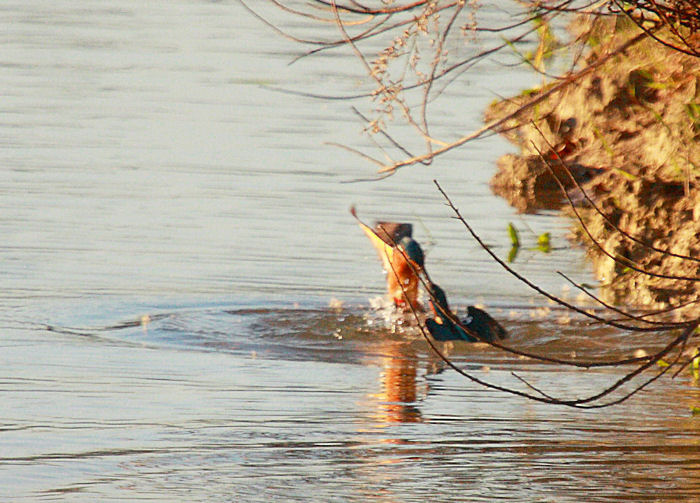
top-left (507, 244), bottom-right (519, 264)
top-left (592, 127), bottom-right (615, 158)
top-left (686, 102), bottom-right (700, 129)
top-left (613, 167), bottom-right (638, 181)
top-left (644, 81), bottom-right (671, 90)
top-left (536, 232), bottom-right (551, 253)
top-left (687, 102), bottom-right (700, 118)
top-left (657, 359), bottom-right (669, 368)
top-left (507, 222), bottom-right (520, 247)
top-left (691, 406), bottom-right (700, 416)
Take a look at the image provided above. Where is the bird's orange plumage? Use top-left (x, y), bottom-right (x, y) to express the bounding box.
top-left (351, 207), bottom-right (421, 309)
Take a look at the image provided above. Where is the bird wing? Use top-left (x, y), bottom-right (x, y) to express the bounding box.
top-left (425, 318), bottom-right (453, 341)
top-left (466, 306), bottom-right (508, 341)
top-left (426, 318), bottom-right (476, 342)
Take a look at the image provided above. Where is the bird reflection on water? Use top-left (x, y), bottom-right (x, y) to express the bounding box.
top-left (367, 340), bottom-right (424, 424)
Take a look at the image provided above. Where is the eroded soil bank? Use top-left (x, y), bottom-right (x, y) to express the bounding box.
top-left (487, 17), bottom-right (699, 313)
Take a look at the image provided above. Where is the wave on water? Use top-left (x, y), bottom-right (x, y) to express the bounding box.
top-left (36, 295), bottom-right (672, 370)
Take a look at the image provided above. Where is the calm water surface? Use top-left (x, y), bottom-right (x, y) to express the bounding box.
top-left (1, 1), bottom-right (699, 501)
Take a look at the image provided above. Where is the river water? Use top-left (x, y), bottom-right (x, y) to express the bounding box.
top-left (2, 1), bottom-right (699, 501)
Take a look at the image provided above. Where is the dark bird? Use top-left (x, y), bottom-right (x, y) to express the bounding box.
top-left (425, 282), bottom-right (507, 343)
top-left (351, 207), bottom-right (425, 310)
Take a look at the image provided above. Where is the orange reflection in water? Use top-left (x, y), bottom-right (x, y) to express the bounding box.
top-left (367, 340), bottom-right (424, 425)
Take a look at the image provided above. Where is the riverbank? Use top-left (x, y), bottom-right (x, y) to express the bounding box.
top-left (487, 16), bottom-right (699, 313)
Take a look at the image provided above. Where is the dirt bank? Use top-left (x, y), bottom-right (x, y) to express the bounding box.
top-left (486, 17), bottom-right (699, 313)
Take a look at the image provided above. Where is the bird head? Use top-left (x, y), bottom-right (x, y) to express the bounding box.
top-left (398, 236), bottom-right (424, 270)
top-left (426, 282), bottom-right (450, 321)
